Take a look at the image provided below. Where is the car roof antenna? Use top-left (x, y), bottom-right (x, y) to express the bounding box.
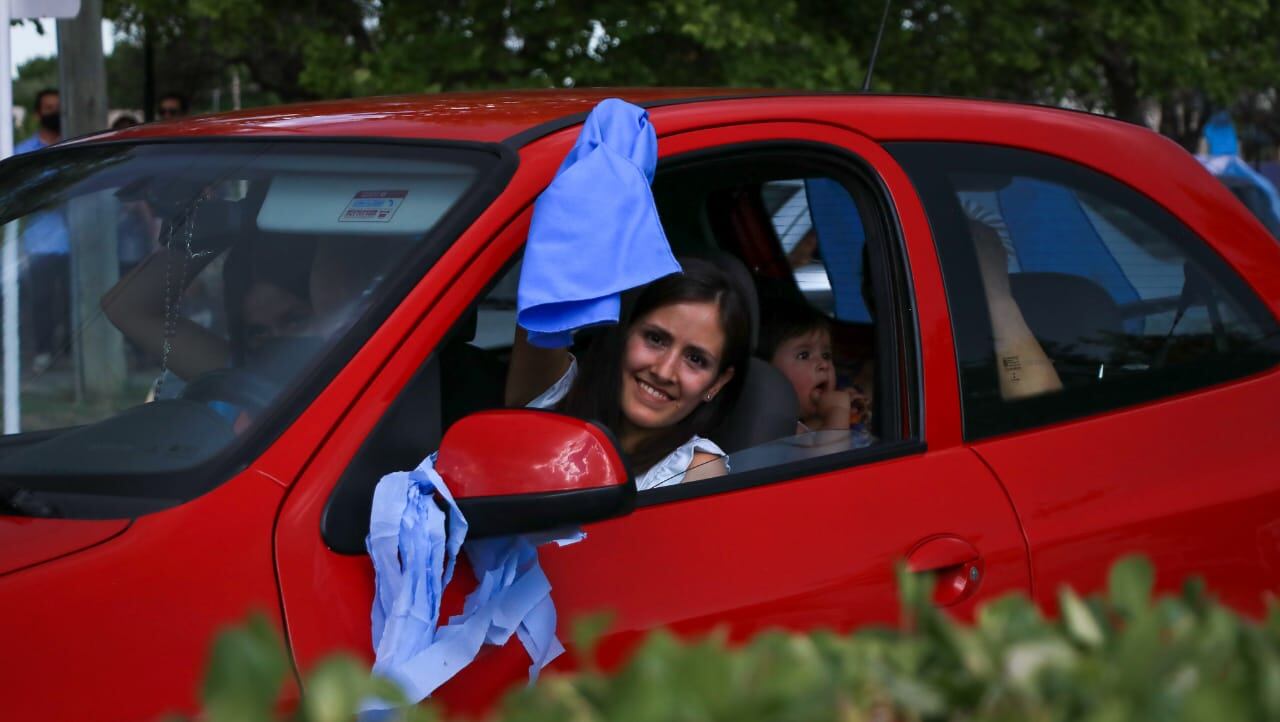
top-left (862, 0), bottom-right (893, 92)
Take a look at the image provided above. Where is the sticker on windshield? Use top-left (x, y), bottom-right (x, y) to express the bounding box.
top-left (338, 190), bottom-right (408, 222)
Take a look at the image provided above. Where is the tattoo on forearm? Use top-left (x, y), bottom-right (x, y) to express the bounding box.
top-left (1001, 355), bottom-right (1022, 383)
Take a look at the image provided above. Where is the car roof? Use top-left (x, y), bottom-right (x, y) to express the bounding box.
top-left (84, 88), bottom-right (1139, 148)
top-left (90, 88), bottom-right (756, 146)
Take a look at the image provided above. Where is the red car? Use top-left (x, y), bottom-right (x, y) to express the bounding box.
top-left (2, 90), bottom-right (1278, 721)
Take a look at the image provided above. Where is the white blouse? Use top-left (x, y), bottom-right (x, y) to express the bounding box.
top-left (527, 357), bottom-right (727, 490)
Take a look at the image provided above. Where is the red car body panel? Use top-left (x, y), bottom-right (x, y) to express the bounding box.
top-left (0, 471), bottom-right (293, 720)
top-left (0, 516), bottom-right (129, 576)
top-left (4, 90), bottom-right (1278, 720)
top-left (973, 370), bottom-right (1280, 615)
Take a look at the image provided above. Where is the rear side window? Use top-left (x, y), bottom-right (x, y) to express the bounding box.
top-left (890, 142), bottom-right (1280, 439)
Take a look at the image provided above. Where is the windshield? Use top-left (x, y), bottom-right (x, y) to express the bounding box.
top-left (0, 140), bottom-right (502, 516)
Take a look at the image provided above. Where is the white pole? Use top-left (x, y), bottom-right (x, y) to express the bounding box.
top-left (0, 0), bottom-right (20, 435)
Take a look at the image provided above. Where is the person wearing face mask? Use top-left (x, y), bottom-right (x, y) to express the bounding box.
top-left (15, 88), bottom-right (69, 374)
top-left (157, 92), bottom-right (189, 119)
top-left (16, 88), bottom-right (61, 152)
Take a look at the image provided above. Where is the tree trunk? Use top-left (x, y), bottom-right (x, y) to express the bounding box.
top-left (1099, 46), bottom-right (1145, 126)
top-left (1159, 93), bottom-right (1210, 153)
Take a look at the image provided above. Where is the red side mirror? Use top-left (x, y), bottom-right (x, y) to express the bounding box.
top-left (437, 410), bottom-right (635, 537)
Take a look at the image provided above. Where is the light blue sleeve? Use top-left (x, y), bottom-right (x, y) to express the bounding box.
top-left (516, 98), bottom-right (681, 349)
top-left (637, 435), bottom-right (727, 490)
top-left (13, 136), bottom-right (46, 155)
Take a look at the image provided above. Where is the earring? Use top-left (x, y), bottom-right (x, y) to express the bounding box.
top-left (704, 394), bottom-right (714, 402)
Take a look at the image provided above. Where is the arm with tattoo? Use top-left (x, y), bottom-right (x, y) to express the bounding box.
top-left (970, 221), bottom-right (1063, 400)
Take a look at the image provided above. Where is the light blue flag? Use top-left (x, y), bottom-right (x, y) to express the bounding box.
top-left (364, 455), bottom-right (581, 711)
top-left (1204, 111), bottom-right (1239, 157)
top-left (517, 98), bottom-right (681, 348)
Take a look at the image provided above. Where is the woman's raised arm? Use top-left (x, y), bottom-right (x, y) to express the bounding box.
top-left (504, 327), bottom-right (573, 407)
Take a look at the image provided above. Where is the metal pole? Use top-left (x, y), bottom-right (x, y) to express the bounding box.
top-left (59, 0), bottom-right (124, 405)
top-left (1, 0), bottom-right (21, 434)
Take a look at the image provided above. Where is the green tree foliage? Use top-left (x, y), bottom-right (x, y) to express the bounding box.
top-left (104, 0), bottom-right (374, 105)
top-left (281, 1), bottom-right (879, 98)
top-left (189, 557), bottom-right (1280, 722)
top-left (881, 2), bottom-right (1278, 102)
top-left (91, 1), bottom-right (1280, 151)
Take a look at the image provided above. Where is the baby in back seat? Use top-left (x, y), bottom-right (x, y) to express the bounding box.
top-left (759, 301), bottom-right (873, 436)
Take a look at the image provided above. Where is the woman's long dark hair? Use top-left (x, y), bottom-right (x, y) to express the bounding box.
top-left (557, 257), bottom-right (752, 473)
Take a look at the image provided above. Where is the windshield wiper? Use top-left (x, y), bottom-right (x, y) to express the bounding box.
top-left (0, 482), bottom-right (62, 518)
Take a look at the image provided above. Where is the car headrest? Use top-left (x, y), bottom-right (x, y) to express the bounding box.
top-left (706, 357), bottom-right (799, 454)
top-left (1008, 271), bottom-right (1123, 365)
top-left (715, 252), bottom-right (761, 351)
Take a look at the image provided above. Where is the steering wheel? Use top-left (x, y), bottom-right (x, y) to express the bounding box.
top-left (178, 367), bottom-right (281, 417)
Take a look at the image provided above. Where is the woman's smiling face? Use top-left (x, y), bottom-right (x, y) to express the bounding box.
top-left (618, 301), bottom-right (734, 436)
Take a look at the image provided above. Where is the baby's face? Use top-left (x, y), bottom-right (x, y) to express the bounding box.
top-left (770, 327), bottom-right (835, 418)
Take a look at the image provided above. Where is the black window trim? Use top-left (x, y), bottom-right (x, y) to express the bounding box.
top-left (0, 135), bottom-right (518, 518)
top-left (642, 438), bottom-right (926, 505)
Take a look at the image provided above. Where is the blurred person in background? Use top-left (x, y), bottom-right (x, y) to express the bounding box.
top-left (15, 88), bottom-right (69, 374)
top-left (157, 92), bottom-right (189, 119)
top-left (17, 88), bottom-right (60, 153)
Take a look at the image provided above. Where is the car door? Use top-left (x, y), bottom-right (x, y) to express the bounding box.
top-left (274, 119), bottom-right (1032, 715)
top-left (889, 141), bottom-right (1280, 615)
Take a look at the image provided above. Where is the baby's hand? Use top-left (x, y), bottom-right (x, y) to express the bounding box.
top-left (816, 387), bottom-right (852, 413)
top-left (816, 388), bottom-right (855, 430)
top-left (815, 386), bottom-right (871, 430)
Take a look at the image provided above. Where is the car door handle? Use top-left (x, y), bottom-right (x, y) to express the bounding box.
top-left (907, 535), bottom-right (983, 607)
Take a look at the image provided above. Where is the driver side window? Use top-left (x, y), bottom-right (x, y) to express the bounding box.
top-left (325, 145), bottom-right (918, 550)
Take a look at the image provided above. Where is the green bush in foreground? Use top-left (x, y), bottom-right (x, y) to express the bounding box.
top-left (188, 557), bottom-right (1280, 722)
